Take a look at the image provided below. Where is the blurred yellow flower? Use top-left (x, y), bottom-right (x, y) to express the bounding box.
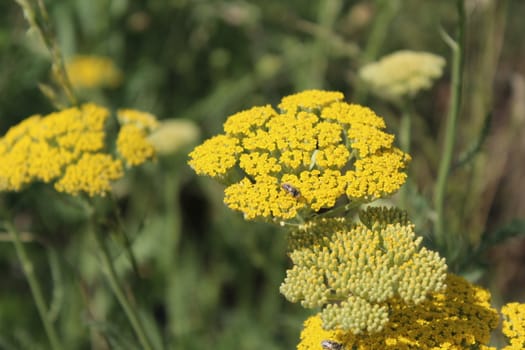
top-left (0, 104), bottom-right (111, 193)
top-left (66, 55), bottom-right (123, 89)
top-left (188, 90), bottom-right (410, 222)
top-left (54, 153), bottom-right (123, 196)
top-left (359, 50), bottom-right (445, 101)
top-left (297, 274), bottom-right (498, 349)
top-left (116, 109), bottom-right (159, 166)
top-left (117, 109), bottom-right (159, 130)
top-left (0, 104), bottom-right (157, 196)
top-left (117, 124), bottom-right (156, 167)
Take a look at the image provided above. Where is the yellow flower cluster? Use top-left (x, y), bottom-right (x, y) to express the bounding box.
top-left (502, 302), bottom-right (525, 349)
top-left (117, 109), bottom-right (159, 130)
top-left (66, 55), bottom-right (123, 89)
top-left (116, 109), bottom-right (158, 167)
top-left (280, 210), bottom-right (447, 333)
top-left (188, 90), bottom-right (410, 221)
top-left (297, 274), bottom-right (499, 350)
top-left (0, 104), bottom-right (158, 196)
top-left (359, 50), bottom-right (445, 101)
top-left (55, 153), bottom-right (123, 196)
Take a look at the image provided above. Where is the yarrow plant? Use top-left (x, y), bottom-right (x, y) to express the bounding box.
top-left (0, 104), bottom-right (157, 196)
top-left (0, 102), bottom-right (159, 350)
top-left (189, 90), bottom-right (410, 223)
top-left (188, 89), bottom-right (525, 349)
top-left (7, 1), bottom-right (525, 348)
top-left (189, 89), bottom-right (465, 346)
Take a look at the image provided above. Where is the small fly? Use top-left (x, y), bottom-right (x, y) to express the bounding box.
top-left (281, 183), bottom-right (301, 198)
top-left (321, 340), bottom-right (343, 350)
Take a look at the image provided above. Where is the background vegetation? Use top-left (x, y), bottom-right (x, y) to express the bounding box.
top-left (1, 0), bottom-right (524, 349)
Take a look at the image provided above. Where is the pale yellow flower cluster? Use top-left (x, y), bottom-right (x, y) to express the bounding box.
top-left (0, 104), bottom-right (158, 196)
top-left (280, 208), bottom-right (447, 334)
top-left (359, 50), bottom-right (445, 101)
top-left (297, 274), bottom-right (499, 349)
top-left (188, 90), bottom-right (410, 222)
top-left (147, 119), bottom-right (200, 155)
top-left (66, 55), bottom-right (123, 89)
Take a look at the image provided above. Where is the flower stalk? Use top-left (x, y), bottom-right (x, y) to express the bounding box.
top-left (398, 100), bottom-right (413, 209)
top-left (433, 0), bottom-right (465, 245)
top-left (353, 0), bottom-right (400, 103)
top-left (15, 0), bottom-right (77, 106)
top-left (90, 222), bottom-right (155, 350)
top-left (5, 221), bottom-right (64, 350)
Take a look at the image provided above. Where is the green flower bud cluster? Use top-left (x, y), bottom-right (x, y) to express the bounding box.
top-left (321, 296), bottom-right (389, 334)
top-left (358, 206), bottom-right (409, 230)
top-left (280, 208), bottom-right (447, 334)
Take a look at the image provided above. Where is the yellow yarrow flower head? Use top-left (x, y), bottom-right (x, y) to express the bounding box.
top-left (188, 90), bottom-right (410, 222)
top-left (0, 104), bottom-right (158, 197)
top-left (116, 109), bottom-right (158, 167)
top-left (502, 302), bottom-right (525, 349)
top-left (66, 55), bottom-right (123, 89)
top-left (359, 50), bottom-right (445, 101)
top-left (297, 274), bottom-right (499, 350)
top-left (280, 207), bottom-right (447, 334)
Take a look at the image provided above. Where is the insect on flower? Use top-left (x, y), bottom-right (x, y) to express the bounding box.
top-left (321, 340), bottom-right (343, 350)
top-left (281, 183), bottom-right (301, 198)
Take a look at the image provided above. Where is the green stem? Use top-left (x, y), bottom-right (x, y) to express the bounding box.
top-left (313, 200), bottom-right (363, 220)
top-left (353, 0), bottom-right (400, 103)
top-left (91, 225), bottom-right (154, 350)
top-left (308, 0), bottom-right (342, 88)
top-left (433, 0), bottom-right (465, 245)
top-left (15, 0), bottom-right (77, 106)
top-left (5, 222), bottom-right (63, 350)
top-left (398, 100), bottom-right (412, 209)
top-left (36, 0), bottom-right (78, 106)
top-left (109, 195), bottom-right (140, 278)
top-left (399, 101), bottom-right (412, 155)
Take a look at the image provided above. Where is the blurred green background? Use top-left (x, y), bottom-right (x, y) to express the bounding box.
top-left (1, 0), bottom-right (525, 349)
